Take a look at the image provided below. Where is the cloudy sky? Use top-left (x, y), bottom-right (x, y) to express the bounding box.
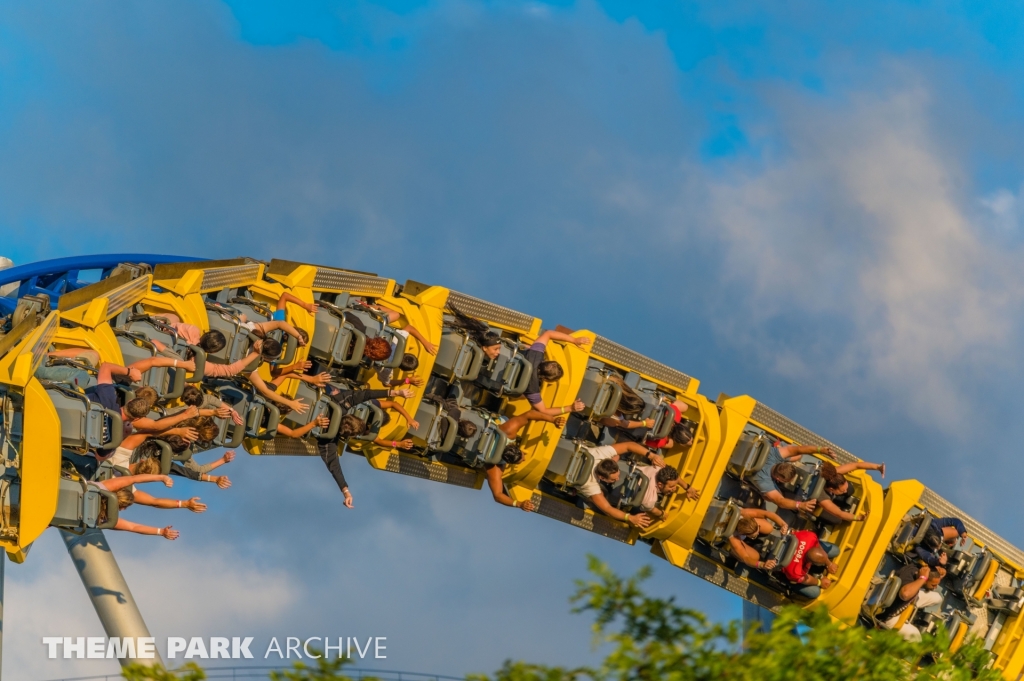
top-left (4, 0), bottom-right (1024, 678)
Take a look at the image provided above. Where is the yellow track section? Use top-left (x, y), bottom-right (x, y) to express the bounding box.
top-left (5, 257), bottom-right (1023, 676)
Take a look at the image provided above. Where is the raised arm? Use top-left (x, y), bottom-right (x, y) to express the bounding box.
top-left (484, 465), bottom-right (532, 510)
top-left (599, 416), bottom-right (656, 431)
top-left (401, 324), bottom-right (437, 355)
top-left (278, 415), bottom-right (330, 439)
top-left (128, 356), bottom-right (195, 375)
top-left (248, 371), bottom-right (308, 414)
top-left (588, 492), bottom-right (650, 528)
top-left (99, 474), bottom-right (173, 493)
top-left (113, 518), bottom-right (179, 539)
top-left (535, 330), bottom-right (592, 348)
top-left (378, 400), bottom-right (419, 430)
top-left (277, 291), bottom-right (317, 315)
top-left (740, 507), bottom-right (789, 533)
top-left (132, 406), bottom-right (200, 433)
top-left (131, 489), bottom-right (207, 513)
top-left (611, 441), bottom-right (665, 467)
top-left (48, 347), bottom-right (102, 365)
top-left (728, 536), bottom-right (767, 568)
top-left (819, 497), bottom-right (863, 523)
top-left (253, 320), bottom-right (304, 343)
top-left (777, 444), bottom-right (835, 460)
top-left (763, 489), bottom-right (817, 513)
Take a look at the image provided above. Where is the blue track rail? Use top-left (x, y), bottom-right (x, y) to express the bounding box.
top-left (0, 254), bottom-right (201, 314)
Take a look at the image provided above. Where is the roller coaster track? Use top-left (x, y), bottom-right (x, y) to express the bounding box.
top-left (0, 255), bottom-right (1023, 678)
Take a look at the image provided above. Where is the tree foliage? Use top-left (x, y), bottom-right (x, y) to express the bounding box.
top-left (471, 556), bottom-right (1001, 681)
top-left (123, 557), bottom-right (1002, 681)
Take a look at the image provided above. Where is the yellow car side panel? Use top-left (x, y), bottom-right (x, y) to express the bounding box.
top-left (644, 394), bottom-right (725, 546)
top-left (16, 378), bottom-right (62, 551)
top-left (829, 480), bottom-right (923, 621)
top-left (52, 324), bottom-right (124, 365)
top-left (0, 312), bottom-right (60, 388)
top-left (506, 333), bottom-right (592, 491)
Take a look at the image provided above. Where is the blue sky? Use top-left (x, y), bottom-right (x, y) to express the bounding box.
top-left (5, 0), bottom-right (1024, 677)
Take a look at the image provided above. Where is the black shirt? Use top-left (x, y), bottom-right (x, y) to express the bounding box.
top-left (878, 565), bottom-right (924, 622)
top-left (327, 387), bottom-right (389, 412)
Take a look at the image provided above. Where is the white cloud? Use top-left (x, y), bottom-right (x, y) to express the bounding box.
top-left (6, 531), bottom-right (299, 680)
top-left (702, 85), bottom-right (1024, 426)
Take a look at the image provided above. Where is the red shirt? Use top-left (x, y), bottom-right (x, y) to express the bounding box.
top-left (645, 403), bottom-right (683, 449)
top-left (782, 530), bottom-right (819, 583)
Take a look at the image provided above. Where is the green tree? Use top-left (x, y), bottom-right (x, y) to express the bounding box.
top-left (123, 558), bottom-right (1001, 681)
top-left (471, 556), bottom-right (1000, 681)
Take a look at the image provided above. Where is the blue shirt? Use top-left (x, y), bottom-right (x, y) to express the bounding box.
top-left (747, 445), bottom-right (785, 496)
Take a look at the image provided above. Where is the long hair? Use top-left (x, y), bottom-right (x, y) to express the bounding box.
top-left (607, 374), bottom-right (645, 418)
top-left (447, 306), bottom-right (501, 347)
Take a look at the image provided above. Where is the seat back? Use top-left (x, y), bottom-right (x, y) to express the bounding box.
top-left (50, 478), bottom-right (118, 531)
top-left (212, 383), bottom-right (252, 448)
top-left (205, 305), bottom-right (253, 365)
top-left (46, 386), bottom-right (123, 451)
top-left (861, 573), bottom-right (903, 621)
top-left (602, 461), bottom-right (649, 510)
top-left (576, 366), bottom-right (623, 420)
top-left (545, 439), bottom-right (596, 488)
top-left (122, 318), bottom-right (206, 383)
top-left (698, 499), bottom-right (744, 545)
top-left (245, 399), bottom-right (280, 440)
top-left (347, 401), bottom-right (385, 442)
top-left (891, 512), bottom-right (934, 556)
top-left (115, 333), bottom-right (186, 401)
top-left (646, 400), bottom-right (675, 441)
top-left (408, 402), bottom-right (459, 453)
top-left (459, 420), bottom-right (509, 468)
top-left (726, 431), bottom-right (772, 480)
top-left (342, 305), bottom-right (408, 370)
top-left (772, 534), bottom-right (800, 568)
top-left (434, 328), bottom-right (484, 381)
top-left (283, 382), bottom-right (341, 440)
top-left (778, 461), bottom-right (823, 501)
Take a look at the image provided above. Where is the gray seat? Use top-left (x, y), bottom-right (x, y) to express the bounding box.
top-left (50, 478), bottom-right (118, 531)
top-left (120, 317), bottom-right (206, 385)
top-left (952, 550), bottom-right (992, 599)
top-left (129, 438), bottom-right (183, 476)
top-left (698, 499), bottom-right (744, 545)
top-left (891, 512), bottom-right (934, 556)
top-left (309, 306), bottom-right (366, 368)
top-left (473, 342), bottom-right (533, 396)
top-left (603, 461), bottom-right (649, 510)
top-left (779, 461), bottom-right (825, 502)
top-left (407, 401), bottom-right (458, 454)
top-left (575, 364), bottom-right (623, 420)
top-left (988, 587), bottom-right (1024, 615)
top-left (45, 385), bottom-right (123, 452)
top-left (347, 401), bottom-right (386, 442)
top-left (545, 439), bottom-right (595, 489)
top-left (115, 332), bottom-right (186, 401)
top-left (433, 327), bottom-right (484, 381)
top-left (205, 303), bottom-right (257, 366)
top-left (228, 297), bottom-right (298, 365)
top-left (245, 399), bottom-right (280, 441)
top-left (861, 572), bottom-right (903, 622)
top-left (769, 534), bottom-right (800, 570)
top-left (282, 381), bottom-right (342, 441)
top-left (726, 431), bottom-right (773, 480)
top-left (211, 383), bottom-right (256, 448)
top-left (645, 400), bottom-right (676, 442)
top-left (341, 303), bottom-right (408, 370)
top-left (456, 411), bottom-right (509, 468)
